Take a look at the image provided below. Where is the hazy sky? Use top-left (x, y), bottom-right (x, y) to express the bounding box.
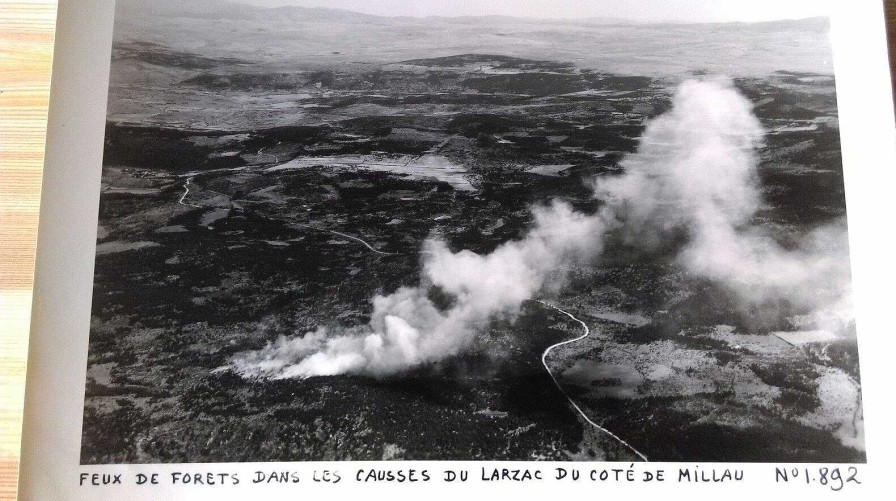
top-left (236, 0), bottom-right (831, 23)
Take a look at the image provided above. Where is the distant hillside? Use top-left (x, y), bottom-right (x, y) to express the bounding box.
top-left (111, 0), bottom-right (834, 78)
top-left (117, 0), bottom-right (399, 24)
top-left (116, 0), bottom-right (828, 28)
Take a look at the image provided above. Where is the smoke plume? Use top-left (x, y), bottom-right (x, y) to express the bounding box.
top-left (228, 78), bottom-right (852, 379)
top-left (231, 202), bottom-right (605, 378)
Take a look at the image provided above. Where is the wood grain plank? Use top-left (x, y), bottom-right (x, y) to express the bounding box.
top-left (0, 1), bottom-right (57, 499)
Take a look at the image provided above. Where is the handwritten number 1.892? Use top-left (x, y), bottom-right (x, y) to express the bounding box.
top-left (809, 467), bottom-right (860, 491)
top-left (777, 467), bottom-right (860, 491)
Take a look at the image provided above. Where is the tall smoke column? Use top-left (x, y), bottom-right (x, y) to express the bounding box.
top-left (228, 77), bottom-right (853, 380)
top-left (597, 78), bottom-right (852, 333)
top-left (595, 78), bottom-right (765, 247)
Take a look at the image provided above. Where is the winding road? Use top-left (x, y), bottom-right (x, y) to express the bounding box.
top-left (257, 142), bottom-right (281, 164)
top-left (177, 177), bottom-right (203, 209)
top-left (181, 168), bottom-right (644, 459)
top-left (175, 174), bottom-right (394, 256)
top-left (537, 300), bottom-right (649, 462)
top-left (183, 171), bottom-right (644, 459)
top-left (287, 222), bottom-right (396, 256)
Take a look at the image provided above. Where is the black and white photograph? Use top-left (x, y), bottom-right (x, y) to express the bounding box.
top-left (81, 0), bottom-right (864, 464)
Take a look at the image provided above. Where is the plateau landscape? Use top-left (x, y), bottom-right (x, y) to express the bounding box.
top-left (82, 0), bottom-right (863, 463)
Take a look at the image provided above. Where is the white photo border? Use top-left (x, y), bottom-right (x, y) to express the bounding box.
top-left (18, 1), bottom-right (896, 499)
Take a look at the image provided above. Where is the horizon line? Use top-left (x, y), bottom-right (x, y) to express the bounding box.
top-left (134, 0), bottom-right (830, 26)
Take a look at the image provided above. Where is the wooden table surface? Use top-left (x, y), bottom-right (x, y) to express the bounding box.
top-left (0, 2), bottom-right (894, 500)
top-left (1, 1), bottom-right (57, 499)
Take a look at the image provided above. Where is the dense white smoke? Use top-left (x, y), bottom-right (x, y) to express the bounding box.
top-left (230, 202), bottom-right (605, 378)
top-left (599, 78), bottom-right (851, 332)
top-left (595, 78), bottom-right (764, 247)
top-left (227, 77), bottom-right (852, 379)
